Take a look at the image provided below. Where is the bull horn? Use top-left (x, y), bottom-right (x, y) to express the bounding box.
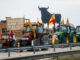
top-left (47, 6), bottom-right (49, 9)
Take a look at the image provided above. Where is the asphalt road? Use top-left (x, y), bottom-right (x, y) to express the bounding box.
top-left (0, 46), bottom-right (80, 60)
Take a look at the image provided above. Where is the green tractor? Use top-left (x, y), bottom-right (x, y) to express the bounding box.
top-left (51, 24), bottom-right (77, 44)
top-left (76, 26), bottom-right (80, 42)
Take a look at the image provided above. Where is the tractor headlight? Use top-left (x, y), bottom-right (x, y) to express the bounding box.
top-left (22, 37), bottom-right (29, 40)
top-left (76, 34), bottom-right (79, 37)
top-left (26, 37), bottom-right (29, 40)
top-left (57, 33), bottom-right (61, 37)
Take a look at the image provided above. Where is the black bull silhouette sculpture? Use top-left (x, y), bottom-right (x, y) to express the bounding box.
top-left (38, 7), bottom-right (61, 24)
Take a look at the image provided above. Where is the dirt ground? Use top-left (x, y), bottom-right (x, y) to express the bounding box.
top-left (38, 54), bottom-right (80, 60)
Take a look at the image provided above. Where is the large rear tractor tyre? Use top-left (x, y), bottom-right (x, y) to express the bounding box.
top-left (33, 39), bottom-right (40, 46)
top-left (73, 35), bottom-right (77, 43)
top-left (2, 43), bottom-right (8, 48)
top-left (63, 37), bottom-right (69, 44)
top-left (26, 40), bottom-right (39, 51)
top-left (66, 37), bottom-right (69, 44)
top-left (77, 38), bottom-right (80, 42)
top-left (11, 40), bottom-right (20, 47)
top-left (0, 40), bottom-right (2, 48)
top-left (41, 35), bottom-right (49, 45)
top-left (41, 35), bottom-right (49, 50)
top-left (21, 40), bottom-right (27, 46)
top-left (11, 40), bottom-right (17, 47)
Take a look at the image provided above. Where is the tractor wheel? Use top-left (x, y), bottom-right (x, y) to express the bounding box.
top-left (11, 40), bottom-right (20, 47)
top-left (11, 40), bottom-right (17, 47)
top-left (41, 35), bottom-right (49, 50)
top-left (2, 43), bottom-right (8, 48)
top-left (73, 35), bottom-right (77, 43)
top-left (41, 35), bottom-right (49, 45)
top-left (21, 40), bottom-right (27, 46)
top-left (63, 37), bottom-right (66, 43)
top-left (0, 40), bottom-right (2, 48)
top-left (63, 37), bottom-right (69, 44)
top-left (66, 37), bottom-right (69, 44)
top-left (77, 37), bottom-right (80, 42)
top-left (33, 39), bottom-right (40, 46)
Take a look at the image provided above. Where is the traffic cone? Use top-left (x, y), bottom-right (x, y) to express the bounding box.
top-left (17, 42), bottom-right (20, 53)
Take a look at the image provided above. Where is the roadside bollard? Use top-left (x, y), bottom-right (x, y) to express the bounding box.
top-left (32, 40), bottom-right (35, 54)
top-left (17, 42), bottom-right (20, 53)
top-left (69, 43), bottom-right (72, 50)
top-left (8, 49), bottom-right (10, 57)
top-left (53, 45), bottom-right (55, 52)
top-left (70, 44), bottom-right (72, 50)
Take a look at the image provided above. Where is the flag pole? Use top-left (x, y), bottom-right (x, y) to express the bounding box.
top-left (54, 22), bottom-right (55, 32)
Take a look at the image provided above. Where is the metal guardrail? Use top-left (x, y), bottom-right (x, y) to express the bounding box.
top-left (5, 50), bottom-right (80, 60)
top-left (0, 43), bottom-right (80, 57)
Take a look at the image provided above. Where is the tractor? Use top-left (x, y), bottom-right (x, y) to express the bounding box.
top-left (0, 19), bottom-right (49, 50)
top-left (0, 21), bottom-right (14, 48)
top-left (16, 19), bottom-right (49, 50)
top-left (51, 24), bottom-right (76, 44)
top-left (76, 26), bottom-right (80, 42)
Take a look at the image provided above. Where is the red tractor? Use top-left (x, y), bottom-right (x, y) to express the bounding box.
top-left (0, 20), bottom-right (49, 50)
top-left (18, 20), bottom-right (49, 49)
top-left (0, 33), bottom-right (14, 48)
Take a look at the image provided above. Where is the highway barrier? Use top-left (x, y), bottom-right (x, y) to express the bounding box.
top-left (0, 43), bottom-right (80, 57)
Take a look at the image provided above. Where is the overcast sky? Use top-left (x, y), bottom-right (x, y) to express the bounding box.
top-left (0, 0), bottom-right (80, 27)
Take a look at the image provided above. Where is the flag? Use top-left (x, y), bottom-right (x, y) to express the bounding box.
top-left (48, 14), bottom-right (55, 26)
top-left (61, 19), bottom-right (64, 25)
top-left (66, 18), bottom-right (69, 25)
top-left (37, 18), bottom-right (40, 26)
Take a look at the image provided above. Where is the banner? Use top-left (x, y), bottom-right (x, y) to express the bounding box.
top-left (6, 17), bottom-right (24, 30)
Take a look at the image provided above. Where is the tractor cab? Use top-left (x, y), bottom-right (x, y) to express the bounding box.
top-left (76, 26), bottom-right (80, 42)
top-left (24, 24), bottom-right (44, 39)
top-left (37, 25), bottom-right (44, 33)
top-left (23, 22), bottom-right (49, 47)
top-left (25, 24), bottom-right (43, 33)
top-left (76, 26), bottom-right (80, 32)
top-left (51, 24), bottom-right (76, 44)
top-left (21, 19), bottom-right (49, 48)
top-left (25, 25), bottom-right (37, 33)
top-left (57, 25), bottom-right (71, 33)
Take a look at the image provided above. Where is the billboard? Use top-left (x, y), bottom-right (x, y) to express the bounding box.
top-left (38, 7), bottom-right (61, 24)
top-left (6, 17), bottom-right (24, 30)
top-left (55, 14), bottom-right (61, 24)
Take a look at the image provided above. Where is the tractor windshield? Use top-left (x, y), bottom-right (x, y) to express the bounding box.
top-left (76, 27), bottom-right (80, 32)
top-left (59, 26), bottom-right (71, 32)
top-left (37, 25), bottom-right (43, 33)
top-left (59, 26), bottom-right (67, 32)
top-left (25, 25), bottom-right (37, 32)
top-left (25, 25), bottom-right (43, 33)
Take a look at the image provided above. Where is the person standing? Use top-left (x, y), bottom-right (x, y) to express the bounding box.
top-left (10, 30), bottom-right (16, 41)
